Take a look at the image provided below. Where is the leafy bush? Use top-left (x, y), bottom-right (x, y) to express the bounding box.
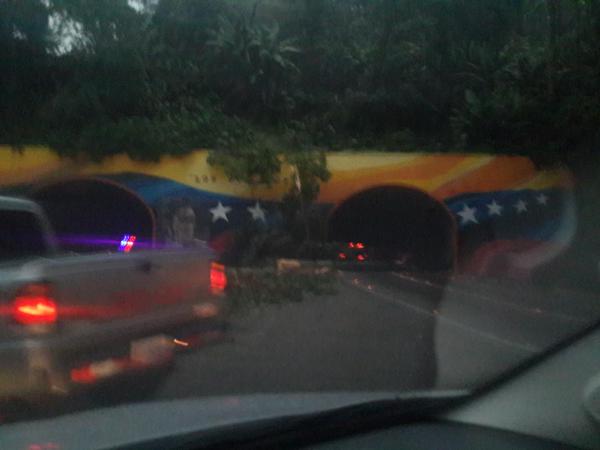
top-left (227, 267), bottom-right (337, 312)
top-left (47, 102), bottom-right (252, 161)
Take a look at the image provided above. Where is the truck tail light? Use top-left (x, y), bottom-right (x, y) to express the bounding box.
top-left (12, 283), bottom-right (57, 325)
top-left (210, 262), bottom-right (227, 294)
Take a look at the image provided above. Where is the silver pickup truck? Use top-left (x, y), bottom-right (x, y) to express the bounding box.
top-left (0, 196), bottom-right (227, 412)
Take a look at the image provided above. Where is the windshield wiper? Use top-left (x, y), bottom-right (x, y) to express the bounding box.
top-left (119, 390), bottom-right (469, 450)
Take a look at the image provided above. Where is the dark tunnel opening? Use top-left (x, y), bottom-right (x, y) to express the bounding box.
top-left (31, 178), bottom-right (155, 253)
top-left (328, 186), bottom-right (456, 271)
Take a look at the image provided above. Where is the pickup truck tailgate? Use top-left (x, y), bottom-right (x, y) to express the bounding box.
top-left (49, 248), bottom-right (215, 327)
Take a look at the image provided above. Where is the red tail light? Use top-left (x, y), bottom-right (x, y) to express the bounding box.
top-left (210, 262), bottom-right (227, 294)
top-left (13, 283), bottom-right (57, 325)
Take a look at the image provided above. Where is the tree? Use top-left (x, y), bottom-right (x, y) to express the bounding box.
top-left (282, 149), bottom-right (330, 241)
top-left (207, 142), bottom-right (330, 242)
top-left (1, 0), bottom-right (599, 171)
top-left (0, 0), bottom-right (53, 145)
top-left (204, 11), bottom-right (300, 117)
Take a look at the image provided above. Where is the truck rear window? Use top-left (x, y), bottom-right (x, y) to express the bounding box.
top-left (0, 210), bottom-right (49, 262)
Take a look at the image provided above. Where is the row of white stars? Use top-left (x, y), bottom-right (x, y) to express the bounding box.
top-left (457, 193), bottom-right (549, 225)
top-left (209, 201), bottom-right (266, 223)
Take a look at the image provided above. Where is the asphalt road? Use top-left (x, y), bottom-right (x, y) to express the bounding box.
top-left (153, 270), bottom-right (600, 400)
top-left (12, 268), bottom-right (599, 423)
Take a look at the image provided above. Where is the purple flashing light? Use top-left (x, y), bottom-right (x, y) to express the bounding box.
top-left (119, 235), bottom-right (137, 253)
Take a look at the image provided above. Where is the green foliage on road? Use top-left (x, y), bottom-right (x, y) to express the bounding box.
top-left (226, 266), bottom-right (338, 312)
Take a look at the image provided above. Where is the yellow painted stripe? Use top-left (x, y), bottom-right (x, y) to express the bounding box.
top-left (0, 146), bottom-right (65, 184)
top-left (325, 152), bottom-right (423, 171)
top-left (0, 147), bottom-right (574, 205)
top-left (423, 155), bottom-right (497, 193)
top-left (516, 169), bottom-right (574, 190)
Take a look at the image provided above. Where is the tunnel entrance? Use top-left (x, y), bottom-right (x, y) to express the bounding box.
top-left (31, 178), bottom-right (155, 253)
top-left (328, 186), bottom-right (455, 271)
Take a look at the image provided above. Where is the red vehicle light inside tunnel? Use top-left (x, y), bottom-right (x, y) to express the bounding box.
top-left (13, 283), bottom-right (58, 325)
top-left (210, 262), bottom-right (227, 293)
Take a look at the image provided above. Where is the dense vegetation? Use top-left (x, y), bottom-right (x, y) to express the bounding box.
top-left (1, 0), bottom-right (599, 170)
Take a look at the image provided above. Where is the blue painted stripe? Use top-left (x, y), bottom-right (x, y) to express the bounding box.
top-left (104, 173), bottom-right (570, 242)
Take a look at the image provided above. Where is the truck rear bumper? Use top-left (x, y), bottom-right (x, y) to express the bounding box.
top-left (0, 315), bottom-right (228, 407)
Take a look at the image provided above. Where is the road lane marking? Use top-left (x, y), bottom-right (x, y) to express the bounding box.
top-left (390, 272), bottom-right (589, 324)
top-left (341, 273), bottom-right (538, 354)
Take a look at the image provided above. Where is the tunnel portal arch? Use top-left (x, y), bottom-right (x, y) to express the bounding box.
top-left (31, 178), bottom-right (155, 253)
top-left (328, 186), bottom-right (456, 271)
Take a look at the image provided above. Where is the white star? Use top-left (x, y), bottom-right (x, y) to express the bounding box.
top-left (210, 202), bottom-right (232, 223)
top-left (457, 204), bottom-right (478, 225)
top-left (514, 199), bottom-right (528, 214)
top-left (247, 202), bottom-right (266, 222)
top-left (487, 200), bottom-right (503, 217)
top-left (536, 193), bottom-right (549, 206)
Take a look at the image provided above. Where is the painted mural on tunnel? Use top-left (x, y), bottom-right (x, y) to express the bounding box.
top-left (0, 146), bottom-right (575, 277)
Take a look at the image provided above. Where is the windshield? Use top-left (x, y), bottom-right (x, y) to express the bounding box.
top-left (1, 0), bottom-right (599, 448)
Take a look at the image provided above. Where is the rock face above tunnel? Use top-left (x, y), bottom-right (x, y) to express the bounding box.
top-left (328, 186), bottom-right (456, 271)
